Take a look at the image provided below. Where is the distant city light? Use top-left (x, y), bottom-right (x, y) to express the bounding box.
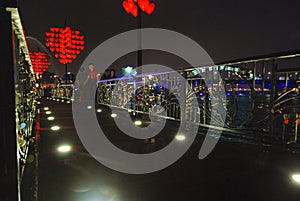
top-left (122, 66), bottom-right (137, 76)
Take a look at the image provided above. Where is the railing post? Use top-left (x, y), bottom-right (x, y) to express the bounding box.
top-left (269, 59), bottom-right (278, 138)
top-left (295, 113), bottom-right (300, 143)
top-left (261, 61), bottom-right (266, 98)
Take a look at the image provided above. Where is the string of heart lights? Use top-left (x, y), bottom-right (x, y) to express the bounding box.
top-left (29, 51), bottom-right (51, 75)
top-left (122, 0), bottom-right (156, 17)
top-left (45, 26), bottom-right (84, 65)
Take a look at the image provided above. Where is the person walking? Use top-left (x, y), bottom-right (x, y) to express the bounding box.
top-left (84, 63), bottom-right (98, 103)
top-left (77, 68), bottom-right (88, 102)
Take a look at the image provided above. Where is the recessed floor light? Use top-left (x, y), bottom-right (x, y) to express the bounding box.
top-left (57, 145), bottom-right (71, 153)
top-left (51, 125), bottom-right (60, 131)
top-left (134, 120), bottom-right (142, 126)
top-left (47, 116), bottom-right (55, 121)
top-left (175, 134), bottom-right (186, 141)
top-left (292, 174), bottom-right (300, 183)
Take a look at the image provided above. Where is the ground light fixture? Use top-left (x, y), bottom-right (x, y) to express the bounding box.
top-left (134, 120), bottom-right (142, 126)
top-left (97, 109), bottom-right (102, 113)
top-left (291, 174), bottom-right (300, 183)
top-left (175, 134), bottom-right (186, 141)
top-left (43, 107), bottom-right (49, 110)
top-left (57, 145), bottom-right (71, 153)
top-left (45, 111), bottom-right (52, 115)
top-left (111, 113), bottom-right (117, 118)
top-left (47, 116), bottom-right (55, 121)
top-left (51, 125), bottom-right (60, 131)
top-left (87, 106), bottom-right (92, 109)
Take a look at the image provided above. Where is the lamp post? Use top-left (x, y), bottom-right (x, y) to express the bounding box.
top-left (122, 0), bottom-right (156, 71)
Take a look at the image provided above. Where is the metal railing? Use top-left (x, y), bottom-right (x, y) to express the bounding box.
top-left (49, 84), bottom-right (74, 101)
top-left (95, 53), bottom-right (300, 144)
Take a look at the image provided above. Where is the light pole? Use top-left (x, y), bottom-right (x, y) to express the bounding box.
top-left (122, 0), bottom-right (156, 70)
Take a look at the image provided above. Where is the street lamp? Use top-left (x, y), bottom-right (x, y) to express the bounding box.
top-left (122, 0), bottom-right (156, 72)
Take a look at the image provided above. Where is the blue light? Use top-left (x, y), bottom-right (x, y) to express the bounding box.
top-left (20, 123), bottom-right (26, 129)
top-left (238, 80), bottom-right (246, 84)
top-left (264, 82), bottom-right (272, 87)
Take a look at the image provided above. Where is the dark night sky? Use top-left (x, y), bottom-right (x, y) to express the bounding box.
top-left (19, 0), bottom-right (300, 75)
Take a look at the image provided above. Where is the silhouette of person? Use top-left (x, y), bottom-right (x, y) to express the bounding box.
top-left (84, 63), bottom-right (98, 102)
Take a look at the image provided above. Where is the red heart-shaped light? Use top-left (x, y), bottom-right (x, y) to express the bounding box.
top-left (122, 0), bottom-right (132, 13)
top-left (145, 2), bottom-right (155, 15)
top-left (138, 0), bottom-right (150, 11)
top-left (130, 5), bottom-right (138, 17)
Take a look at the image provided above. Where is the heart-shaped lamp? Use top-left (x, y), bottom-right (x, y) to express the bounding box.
top-left (145, 2), bottom-right (155, 15)
top-left (130, 4), bottom-right (138, 17)
top-left (138, 0), bottom-right (150, 11)
top-left (122, 0), bottom-right (133, 13)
